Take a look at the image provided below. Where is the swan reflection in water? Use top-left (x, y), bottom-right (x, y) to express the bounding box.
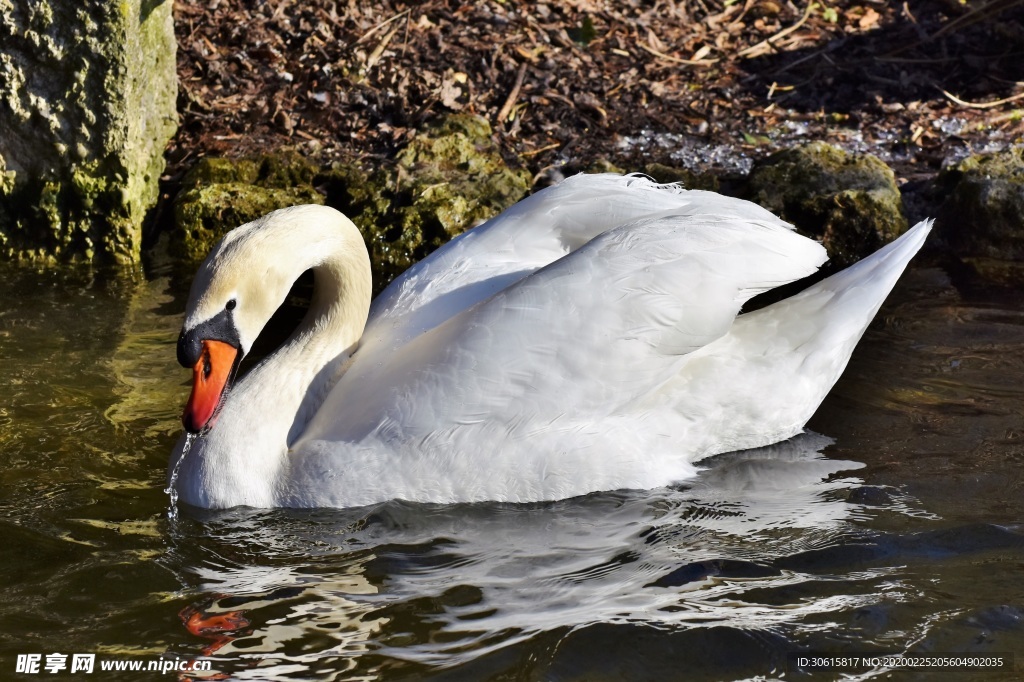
top-left (164, 432), bottom-right (918, 679)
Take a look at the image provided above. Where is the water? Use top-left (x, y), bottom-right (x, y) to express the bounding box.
top-left (1, 260), bottom-right (1023, 680)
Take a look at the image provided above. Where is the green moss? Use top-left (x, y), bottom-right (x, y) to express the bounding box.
top-left (318, 114), bottom-right (530, 292)
top-left (0, 164), bottom-right (135, 263)
top-left (36, 179), bottom-right (64, 252)
top-left (395, 114), bottom-right (529, 243)
top-left (172, 154), bottom-right (326, 261)
top-left (181, 158), bottom-right (261, 188)
top-left (937, 147), bottom-right (1024, 265)
top-left (0, 0), bottom-right (176, 265)
top-left (180, 152), bottom-right (319, 192)
top-left (69, 165), bottom-right (109, 211)
top-left (960, 257), bottom-right (1024, 286)
top-left (313, 164), bottom-right (398, 287)
top-left (585, 158), bottom-right (626, 175)
top-left (173, 117), bottom-right (531, 290)
top-left (747, 142), bottom-right (907, 265)
top-left (944, 146), bottom-right (1024, 183)
top-left (423, 113), bottom-right (495, 143)
top-left (253, 151), bottom-right (320, 188)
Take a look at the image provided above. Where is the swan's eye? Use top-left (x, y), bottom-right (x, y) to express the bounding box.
top-left (226, 299), bottom-right (237, 311)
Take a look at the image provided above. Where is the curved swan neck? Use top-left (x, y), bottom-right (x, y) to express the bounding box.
top-left (261, 219), bottom-right (372, 447)
top-left (174, 206), bottom-right (372, 508)
top-left (183, 205), bottom-right (373, 358)
top-left (245, 207), bottom-right (373, 433)
top-left (301, 227), bottom-right (373, 354)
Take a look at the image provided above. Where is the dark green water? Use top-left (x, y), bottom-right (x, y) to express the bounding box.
top-left (1, 260), bottom-right (1022, 681)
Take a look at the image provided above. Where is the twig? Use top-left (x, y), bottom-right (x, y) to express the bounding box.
top-left (766, 81), bottom-right (795, 99)
top-left (726, 0), bottom-right (759, 31)
top-left (496, 63), bottom-right (528, 125)
top-left (902, 1), bottom-right (918, 24)
top-left (401, 10), bottom-right (411, 59)
top-left (880, 0), bottom-right (1024, 59)
top-left (763, 37), bottom-right (846, 79)
top-left (875, 55), bottom-right (959, 64)
top-left (950, 107), bottom-right (1024, 135)
top-left (364, 25), bottom-right (400, 71)
top-left (984, 110), bottom-right (1024, 127)
top-left (940, 87), bottom-right (1024, 109)
top-left (521, 142), bottom-right (561, 157)
top-left (638, 42), bottom-right (718, 66)
top-left (354, 9), bottom-right (410, 46)
top-left (738, 1), bottom-right (816, 59)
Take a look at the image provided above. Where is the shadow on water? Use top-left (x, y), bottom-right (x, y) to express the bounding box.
top-left (1, 260), bottom-right (1023, 680)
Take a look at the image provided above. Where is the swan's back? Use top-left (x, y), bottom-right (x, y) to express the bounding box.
top-left (363, 174), bottom-right (818, 352)
top-left (311, 176), bottom-right (829, 442)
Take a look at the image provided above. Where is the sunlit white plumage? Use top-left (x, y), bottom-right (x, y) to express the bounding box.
top-left (170, 173), bottom-right (930, 509)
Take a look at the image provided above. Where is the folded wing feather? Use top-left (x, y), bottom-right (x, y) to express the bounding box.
top-left (298, 203), bottom-right (827, 448)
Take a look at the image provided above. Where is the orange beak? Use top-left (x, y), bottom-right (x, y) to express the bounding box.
top-left (183, 339), bottom-right (239, 433)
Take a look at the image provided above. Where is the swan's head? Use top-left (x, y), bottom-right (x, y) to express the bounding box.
top-left (176, 205), bottom-right (348, 433)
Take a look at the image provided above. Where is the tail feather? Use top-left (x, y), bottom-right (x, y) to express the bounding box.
top-left (775, 219), bottom-right (933, 346)
top-left (644, 220), bottom-right (932, 458)
top-left (807, 219), bottom-right (933, 299)
top-left (731, 219), bottom-right (932, 437)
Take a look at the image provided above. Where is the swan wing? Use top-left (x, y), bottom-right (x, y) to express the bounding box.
top-left (299, 208), bottom-right (827, 447)
top-left (362, 173), bottom-right (805, 353)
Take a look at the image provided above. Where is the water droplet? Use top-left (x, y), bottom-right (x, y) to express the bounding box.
top-left (165, 432), bottom-right (196, 521)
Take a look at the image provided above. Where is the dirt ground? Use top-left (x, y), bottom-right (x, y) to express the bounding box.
top-left (168, 0), bottom-right (1024, 185)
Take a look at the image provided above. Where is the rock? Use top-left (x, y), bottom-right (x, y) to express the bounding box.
top-left (746, 142), bottom-right (907, 265)
top-left (320, 114), bottom-right (531, 291)
top-left (936, 147), bottom-right (1024, 284)
top-left (315, 163), bottom-right (403, 292)
top-left (643, 163), bottom-right (720, 191)
top-left (393, 114), bottom-right (530, 255)
top-left (0, 0), bottom-right (177, 264)
top-left (172, 153), bottom-right (324, 262)
top-left (172, 116), bottom-right (530, 288)
top-left (586, 158), bottom-right (626, 175)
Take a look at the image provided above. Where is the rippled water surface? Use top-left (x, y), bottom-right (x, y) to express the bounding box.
top-left (1, 261), bottom-right (1023, 681)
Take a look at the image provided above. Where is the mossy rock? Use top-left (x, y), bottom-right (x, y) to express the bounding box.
top-left (746, 142), bottom-right (907, 265)
top-left (316, 163), bottom-right (408, 291)
top-left (0, 0), bottom-right (176, 265)
top-left (171, 117), bottom-right (530, 290)
top-left (179, 158), bottom-right (262, 187)
top-left (643, 163), bottom-right (720, 192)
top-left (936, 147), bottom-right (1024, 282)
top-left (172, 153), bottom-right (324, 261)
top-left (957, 257), bottom-right (1024, 287)
top-left (395, 114), bottom-right (530, 244)
top-left (179, 152), bottom-right (319, 191)
top-left (320, 115), bottom-right (530, 291)
top-left (587, 159), bottom-right (626, 175)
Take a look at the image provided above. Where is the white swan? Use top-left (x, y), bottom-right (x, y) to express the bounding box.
top-left (170, 173), bottom-right (930, 509)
